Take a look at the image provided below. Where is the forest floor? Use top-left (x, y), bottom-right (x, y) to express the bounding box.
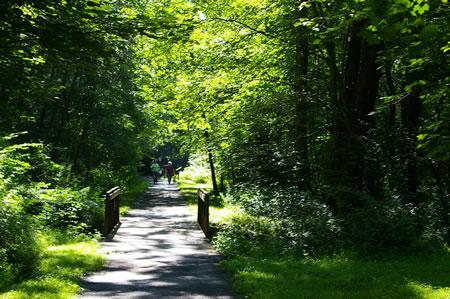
top-left (81, 178), bottom-right (235, 298)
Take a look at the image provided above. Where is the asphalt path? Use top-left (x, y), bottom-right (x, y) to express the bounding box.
top-left (81, 178), bottom-right (235, 298)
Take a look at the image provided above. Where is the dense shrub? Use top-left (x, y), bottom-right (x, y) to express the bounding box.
top-left (0, 135), bottom-right (106, 285)
top-left (33, 187), bottom-right (104, 233)
top-left (214, 181), bottom-right (448, 258)
top-left (0, 138), bottom-right (43, 283)
top-left (0, 196), bottom-right (41, 282)
top-left (0, 248), bottom-right (16, 290)
top-left (213, 185), bottom-right (341, 257)
top-left (341, 195), bottom-right (420, 252)
top-left (179, 154), bottom-right (212, 184)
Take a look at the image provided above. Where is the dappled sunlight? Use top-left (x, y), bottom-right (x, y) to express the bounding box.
top-left (2, 278), bottom-right (79, 299)
top-left (42, 243), bottom-right (105, 280)
top-left (407, 281), bottom-right (450, 299)
top-left (1, 242), bottom-right (105, 298)
top-left (210, 205), bottom-right (239, 223)
top-left (225, 254), bottom-right (450, 298)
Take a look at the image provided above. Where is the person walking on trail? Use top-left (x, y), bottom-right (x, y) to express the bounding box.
top-left (151, 160), bottom-right (160, 184)
top-left (166, 161), bottom-right (175, 184)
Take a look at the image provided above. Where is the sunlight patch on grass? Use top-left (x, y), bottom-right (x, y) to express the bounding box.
top-left (224, 253), bottom-right (450, 299)
top-left (1, 241), bottom-right (105, 298)
top-left (177, 180), bottom-right (237, 223)
top-left (1, 277), bottom-right (79, 299)
top-left (177, 180), bottom-right (212, 194)
top-left (407, 281), bottom-right (450, 299)
top-left (41, 242), bottom-right (105, 280)
top-left (210, 205), bottom-right (239, 223)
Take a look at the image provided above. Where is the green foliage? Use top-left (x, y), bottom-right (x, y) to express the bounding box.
top-left (1, 277), bottom-right (79, 299)
top-left (0, 0), bottom-right (448, 295)
top-left (33, 187), bottom-right (104, 234)
top-left (0, 250), bottom-right (17, 291)
top-left (0, 141), bottom-right (150, 296)
top-left (180, 181), bottom-right (449, 298)
top-left (211, 185), bottom-right (340, 258)
top-left (0, 0), bottom-right (194, 295)
top-left (0, 138), bottom-right (43, 282)
top-left (216, 184), bottom-right (446, 257)
top-left (0, 0), bottom-right (194, 194)
top-left (212, 214), bottom-right (287, 258)
top-left (0, 136), bottom-right (103, 286)
top-left (161, 0), bottom-right (450, 252)
top-left (38, 242), bottom-right (105, 282)
top-left (0, 199), bottom-right (41, 282)
top-left (342, 196), bottom-right (421, 252)
top-left (179, 154), bottom-right (212, 184)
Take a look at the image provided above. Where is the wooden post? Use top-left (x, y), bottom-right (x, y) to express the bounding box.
top-left (176, 167), bottom-right (183, 182)
top-left (104, 186), bottom-right (120, 236)
top-left (197, 188), bottom-right (210, 239)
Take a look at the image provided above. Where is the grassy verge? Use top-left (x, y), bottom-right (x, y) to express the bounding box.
top-left (0, 176), bottom-right (151, 298)
top-left (0, 238), bottom-right (105, 299)
top-left (178, 180), bottom-right (450, 299)
top-left (177, 180), bottom-right (236, 223)
top-left (119, 176), bottom-right (151, 215)
top-left (225, 252), bottom-right (450, 299)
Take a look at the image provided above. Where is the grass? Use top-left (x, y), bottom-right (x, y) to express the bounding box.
top-left (119, 175), bottom-right (151, 215)
top-left (224, 252), bottom-right (450, 299)
top-left (178, 180), bottom-right (450, 299)
top-left (0, 241), bottom-right (105, 299)
top-left (177, 180), bottom-right (236, 223)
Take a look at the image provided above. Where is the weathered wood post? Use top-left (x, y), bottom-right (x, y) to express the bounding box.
top-left (104, 186), bottom-right (120, 236)
top-left (197, 188), bottom-right (210, 239)
top-left (175, 167), bottom-right (183, 182)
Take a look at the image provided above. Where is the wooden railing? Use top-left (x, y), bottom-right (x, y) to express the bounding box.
top-left (104, 186), bottom-right (120, 236)
top-left (175, 167), bottom-right (183, 182)
top-left (197, 188), bottom-right (210, 239)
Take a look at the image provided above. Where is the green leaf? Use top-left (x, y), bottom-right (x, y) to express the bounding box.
top-left (420, 25), bottom-right (439, 39)
top-left (417, 133), bottom-right (428, 141)
top-left (413, 3), bottom-right (430, 15)
top-left (405, 80), bottom-right (427, 92)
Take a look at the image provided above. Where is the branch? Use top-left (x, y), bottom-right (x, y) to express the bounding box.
top-left (212, 17), bottom-right (278, 39)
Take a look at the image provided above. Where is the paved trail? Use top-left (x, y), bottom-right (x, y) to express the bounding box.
top-left (81, 179), bottom-right (235, 298)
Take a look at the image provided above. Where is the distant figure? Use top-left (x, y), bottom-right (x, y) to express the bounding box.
top-left (151, 160), bottom-right (160, 184)
top-left (166, 161), bottom-right (175, 184)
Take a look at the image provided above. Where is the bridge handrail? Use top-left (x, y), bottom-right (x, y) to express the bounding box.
top-left (104, 186), bottom-right (120, 236)
top-left (197, 188), bottom-right (210, 239)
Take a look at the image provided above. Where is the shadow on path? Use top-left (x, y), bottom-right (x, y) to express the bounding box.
top-left (81, 179), bottom-right (235, 298)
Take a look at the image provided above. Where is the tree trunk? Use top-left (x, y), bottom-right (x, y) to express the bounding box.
top-left (384, 61), bottom-right (397, 157)
top-left (205, 129), bottom-right (219, 196)
top-left (208, 146), bottom-right (219, 196)
top-left (329, 19), bottom-right (382, 212)
top-left (293, 7), bottom-right (310, 191)
top-left (400, 73), bottom-right (422, 206)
